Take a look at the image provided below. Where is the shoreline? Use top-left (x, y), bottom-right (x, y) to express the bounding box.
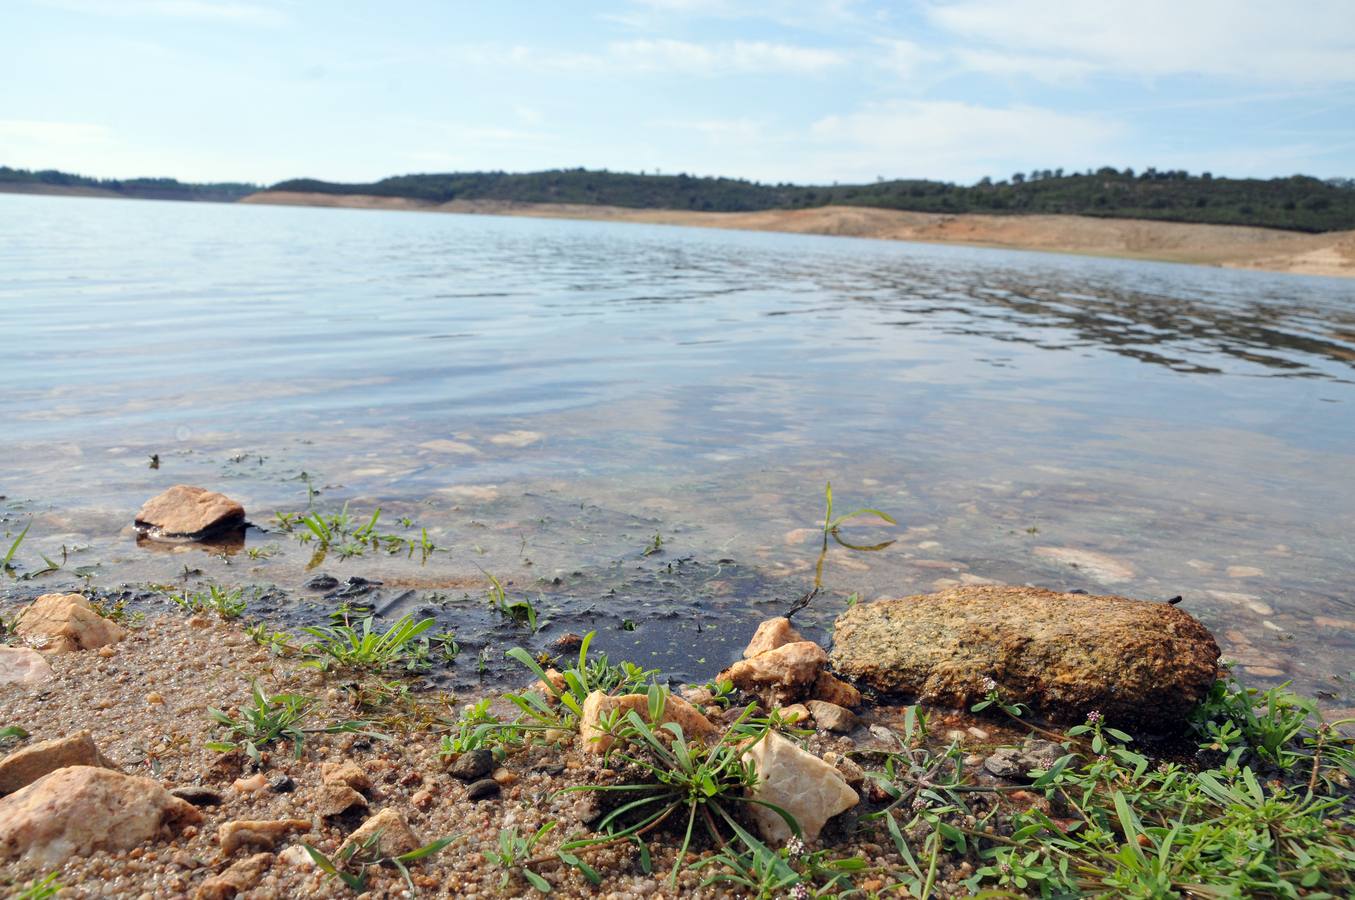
top-left (239, 190), bottom-right (1355, 279)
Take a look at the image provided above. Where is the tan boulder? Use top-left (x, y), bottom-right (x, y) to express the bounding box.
top-left (719, 641), bottom-right (827, 704)
top-left (741, 731), bottom-right (858, 843)
top-left (218, 818), bottom-right (311, 855)
top-left (15, 594), bottom-right (126, 653)
top-left (811, 671), bottom-right (862, 708)
top-left (806, 700), bottom-right (857, 734)
top-left (337, 807), bottom-right (421, 859)
top-left (0, 646), bottom-right (54, 685)
top-left (0, 766), bottom-right (202, 867)
top-left (0, 730), bottom-right (119, 795)
top-left (321, 760), bottom-right (372, 792)
top-left (743, 617), bottom-right (805, 659)
top-left (195, 852), bottom-right (273, 900)
top-left (579, 690), bottom-right (718, 755)
top-left (831, 585), bottom-right (1221, 724)
top-left (135, 485), bottom-right (245, 540)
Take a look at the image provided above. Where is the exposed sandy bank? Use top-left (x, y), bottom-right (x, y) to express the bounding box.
top-left (241, 191), bottom-right (1355, 279)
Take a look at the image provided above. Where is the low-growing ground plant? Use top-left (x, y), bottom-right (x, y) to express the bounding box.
top-left (485, 823), bottom-right (558, 893)
top-left (300, 614), bottom-right (436, 673)
top-left (170, 584), bottom-right (248, 619)
top-left (13, 872), bottom-right (61, 900)
top-left (304, 831), bottom-right (456, 895)
top-left (273, 504), bottom-right (439, 566)
top-left (207, 682), bottom-right (383, 763)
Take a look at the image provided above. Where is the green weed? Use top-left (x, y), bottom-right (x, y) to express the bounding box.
top-left (300, 614), bottom-right (436, 673)
top-left (207, 682), bottom-right (381, 763)
top-left (304, 832), bottom-right (456, 894)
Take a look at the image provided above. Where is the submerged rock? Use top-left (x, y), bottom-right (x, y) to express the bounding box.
top-left (831, 586), bottom-right (1220, 725)
top-left (135, 484), bottom-right (245, 541)
top-left (0, 730), bottom-right (119, 795)
top-left (0, 766), bottom-right (202, 867)
top-left (16, 593), bottom-right (126, 653)
top-left (741, 731), bottom-right (858, 843)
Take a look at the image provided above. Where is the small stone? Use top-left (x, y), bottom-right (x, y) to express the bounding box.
top-left (320, 760), bottom-right (372, 792)
top-left (231, 773), bottom-right (268, 793)
top-left (0, 766), bottom-right (202, 867)
top-left (466, 779), bottom-right (500, 801)
top-left (777, 703), bottom-right (811, 723)
top-left (170, 786), bottom-right (224, 807)
top-left (821, 752), bottom-right (866, 787)
top-left (0, 647), bottom-right (54, 685)
top-left (447, 748), bottom-right (494, 781)
top-left (983, 748), bottom-right (1025, 780)
top-left (742, 617), bottom-right (805, 659)
top-left (147, 692), bottom-right (165, 705)
top-left (303, 574), bottom-right (340, 591)
top-left (278, 844), bottom-right (315, 869)
top-left (269, 775), bottom-right (295, 793)
top-left (194, 851), bottom-right (273, 900)
top-left (492, 768), bottom-right (517, 786)
top-left (338, 808), bottom-right (421, 859)
top-left (218, 819), bottom-right (310, 855)
top-left (0, 729), bottom-right (119, 795)
top-left (15, 593), bottom-right (127, 653)
top-left (1226, 566), bottom-right (1264, 578)
top-left (552, 633), bottom-right (584, 652)
top-left (578, 690), bottom-right (717, 754)
top-left (718, 641), bottom-right (827, 705)
top-left (741, 731), bottom-right (858, 843)
top-left (810, 671), bottom-right (862, 708)
top-left (97, 645), bottom-right (117, 658)
top-left (316, 783), bottom-right (367, 817)
top-left (412, 788), bottom-right (435, 809)
top-left (135, 485), bottom-right (245, 541)
top-left (806, 700), bottom-right (858, 733)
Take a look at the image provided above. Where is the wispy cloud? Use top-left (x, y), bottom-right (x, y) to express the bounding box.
top-left (35, 0), bottom-right (287, 26)
top-left (453, 39), bottom-right (845, 76)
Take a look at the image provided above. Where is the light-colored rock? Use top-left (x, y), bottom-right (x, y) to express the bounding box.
top-left (278, 844), bottom-right (315, 869)
top-left (579, 690), bottom-right (717, 755)
top-left (135, 484), bottom-right (245, 540)
top-left (806, 700), bottom-right (857, 734)
top-left (321, 760), bottom-right (372, 792)
top-left (489, 430), bottom-right (543, 447)
top-left (195, 851), bottom-right (273, 900)
top-left (0, 766), bottom-right (202, 867)
top-left (741, 731), bottom-right (858, 843)
top-left (743, 617), bottom-right (805, 659)
top-left (1226, 565), bottom-right (1265, 578)
top-left (811, 671), bottom-right (862, 708)
top-left (218, 819), bottom-right (310, 855)
top-left (821, 752), bottom-right (866, 788)
top-left (719, 641), bottom-right (828, 704)
top-left (316, 783), bottom-right (368, 816)
top-left (15, 593), bottom-right (126, 653)
top-left (231, 773), bottom-right (268, 793)
top-left (337, 808), bottom-right (421, 859)
top-left (0, 646), bottom-right (54, 685)
top-left (831, 586), bottom-right (1220, 725)
top-left (777, 703), bottom-right (811, 724)
top-left (530, 667), bottom-right (568, 702)
top-left (0, 730), bottom-right (118, 795)
top-left (1033, 546), bottom-right (1135, 584)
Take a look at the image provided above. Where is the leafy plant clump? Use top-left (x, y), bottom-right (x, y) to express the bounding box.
top-left (207, 682), bottom-right (384, 763)
top-left (273, 504), bottom-right (439, 566)
top-left (300, 614), bottom-right (437, 673)
top-left (170, 584), bottom-right (248, 619)
top-left (305, 831), bottom-right (456, 895)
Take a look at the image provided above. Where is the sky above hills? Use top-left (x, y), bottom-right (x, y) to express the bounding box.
top-left (4, 0), bottom-right (1354, 186)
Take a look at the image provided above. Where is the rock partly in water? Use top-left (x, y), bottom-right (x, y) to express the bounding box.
top-left (218, 818), bottom-right (311, 855)
top-left (338, 808), bottom-right (421, 859)
top-left (741, 731), bottom-right (858, 843)
top-left (0, 646), bottom-right (54, 685)
top-left (831, 585), bottom-right (1220, 725)
top-left (743, 617), bottom-right (805, 659)
top-left (135, 484), bottom-right (245, 541)
top-left (15, 593), bottom-right (127, 653)
top-left (578, 690), bottom-right (718, 755)
top-left (0, 730), bottom-right (119, 795)
top-left (0, 766), bottom-right (202, 867)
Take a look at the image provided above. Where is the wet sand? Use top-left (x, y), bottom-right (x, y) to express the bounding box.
top-left (240, 191), bottom-right (1355, 279)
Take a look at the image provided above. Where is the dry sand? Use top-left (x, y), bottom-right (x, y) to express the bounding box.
top-left (241, 192), bottom-right (1355, 279)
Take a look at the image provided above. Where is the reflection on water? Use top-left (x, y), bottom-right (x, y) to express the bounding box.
top-left (1, 193), bottom-right (1353, 705)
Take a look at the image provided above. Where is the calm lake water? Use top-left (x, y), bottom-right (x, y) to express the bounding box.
top-left (3, 193), bottom-right (1353, 700)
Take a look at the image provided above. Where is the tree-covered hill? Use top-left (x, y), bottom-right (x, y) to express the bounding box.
top-left (6, 163), bottom-right (1354, 232)
top-left (0, 166), bottom-right (257, 202)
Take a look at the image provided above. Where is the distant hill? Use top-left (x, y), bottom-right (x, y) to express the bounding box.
top-left (0, 166), bottom-right (257, 202)
top-left (7, 163), bottom-right (1355, 232)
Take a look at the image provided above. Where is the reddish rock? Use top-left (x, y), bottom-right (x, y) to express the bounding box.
top-left (742, 617), bottom-right (805, 659)
top-left (811, 670), bottom-right (862, 708)
top-left (135, 485), bottom-right (245, 541)
top-left (0, 730), bottom-right (119, 795)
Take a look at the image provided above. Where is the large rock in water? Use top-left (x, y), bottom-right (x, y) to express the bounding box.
top-left (135, 484), bottom-right (245, 541)
top-left (831, 586), bottom-right (1220, 725)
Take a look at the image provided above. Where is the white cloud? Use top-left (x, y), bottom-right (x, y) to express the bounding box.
top-left (809, 100), bottom-right (1123, 181)
top-left (928, 0), bottom-right (1355, 84)
top-left (35, 0), bottom-right (287, 26)
top-left (874, 38), bottom-right (945, 79)
top-left (609, 39), bottom-right (845, 74)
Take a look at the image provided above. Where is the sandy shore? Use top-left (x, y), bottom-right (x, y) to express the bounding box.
top-left (241, 192), bottom-right (1355, 279)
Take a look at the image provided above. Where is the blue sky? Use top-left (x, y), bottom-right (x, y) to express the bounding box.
top-left (4, 0), bottom-right (1354, 186)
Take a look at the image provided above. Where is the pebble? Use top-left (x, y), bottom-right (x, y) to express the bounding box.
top-left (270, 775), bottom-right (296, 793)
top-left (170, 786), bottom-right (224, 807)
top-left (466, 779), bottom-right (500, 801)
top-left (449, 748), bottom-right (495, 781)
top-left (232, 773), bottom-right (268, 793)
top-left (146, 692), bottom-right (165, 705)
top-left (492, 768), bottom-right (517, 786)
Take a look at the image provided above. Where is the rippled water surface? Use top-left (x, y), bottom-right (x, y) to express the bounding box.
top-left (3, 193), bottom-right (1354, 699)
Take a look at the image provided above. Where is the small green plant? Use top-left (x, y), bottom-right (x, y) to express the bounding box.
top-left (1, 519), bottom-right (32, 572)
top-left (439, 699), bottom-right (502, 755)
top-left (806, 482), bottom-right (897, 596)
top-left (14, 872), bottom-right (62, 900)
top-left (642, 531), bottom-right (663, 556)
top-left (485, 823), bottom-right (557, 893)
top-left (207, 682), bottom-right (380, 763)
top-left (171, 584), bottom-right (247, 619)
top-left (300, 614), bottom-right (436, 673)
top-left (274, 503), bottom-right (438, 566)
top-left (304, 832), bottom-right (456, 894)
top-left (89, 596), bottom-right (145, 628)
top-left (246, 621), bottom-right (295, 656)
top-left (482, 571), bottom-right (543, 631)
top-left (502, 633), bottom-right (658, 736)
top-left (1, 725), bottom-right (30, 747)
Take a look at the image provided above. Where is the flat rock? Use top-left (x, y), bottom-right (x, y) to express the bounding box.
top-left (320, 760), bottom-right (372, 792)
top-left (0, 730), bottom-right (118, 795)
top-left (1033, 547), bottom-right (1134, 584)
top-left (15, 593), bottom-right (126, 653)
top-left (135, 484), bottom-right (245, 541)
top-left (579, 690), bottom-right (717, 755)
top-left (195, 851), bottom-right (273, 900)
top-left (218, 818), bottom-right (310, 855)
top-left (743, 617), bottom-right (805, 659)
top-left (806, 700), bottom-right (857, 734)
top-left (338, 808), bottom-right (421, 859)
top-left (831, 586), bottom-right (1220, 725)
top-left (0, 646), bottom-right (54, 685)
top-left (741, 731), bottom-right (858, 843)
top-left (0, 766), bottom-right (202, 867)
